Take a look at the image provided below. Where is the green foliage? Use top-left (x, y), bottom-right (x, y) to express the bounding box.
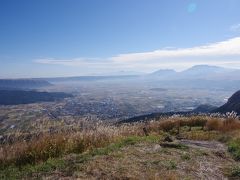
top-left (165, 160), bottom-right (177, 170)
top-left (173, 143), bottom-right (189, 150)
top-left (228, 138), bottom-right (240, 160)
top-left (0, 134), bottom-right (162, 179)
top-left (0, 158), bottom-right (65, 179)
top-left (91, 135), bottom-right (161, 156)
top-left (227, 165), bottom-right (240, 178)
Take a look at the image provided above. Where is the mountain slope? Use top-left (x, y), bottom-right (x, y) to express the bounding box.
top-left (178, 65), bottom-right (235, 80)
top-left (193, 104), bottom-right (218, 113)
top-left (214, 90), bottom-right (240, 114)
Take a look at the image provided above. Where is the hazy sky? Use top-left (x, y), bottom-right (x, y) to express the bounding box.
top-left (1, 0), bottom-right (240, 78)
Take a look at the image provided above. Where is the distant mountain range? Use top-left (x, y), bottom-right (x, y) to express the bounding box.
top-left (43, 75), bottom-right (138, 83)
top-left (150, 65), bottom-right (239, 80)
top-left (2, 64), bottom-right (237, 92)
top-left (0, 79), bottom-right (51, 90)
top-left (40, 64), bottom-right (240, 84)
top-left (0, 90), bottom-right (72, 105)
top-left (2, 65), bottom-right (240, 84)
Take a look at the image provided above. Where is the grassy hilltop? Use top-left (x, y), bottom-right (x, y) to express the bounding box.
top-left (1, 115), bottom-right (240, 179)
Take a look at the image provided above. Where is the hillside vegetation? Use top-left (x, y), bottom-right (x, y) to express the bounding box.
top-left (1, 115), bottom-right (240, 179)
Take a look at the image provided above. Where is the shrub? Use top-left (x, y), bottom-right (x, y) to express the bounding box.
top-left (230, 165), bottom-right (240, 177)
top-left (206, 119), bottom-right (222, 131)
top-left (228, 138), bottom-right (240, 161)
top-left (206, 117), bottom-right (240, 132)
top-left (14, 134), bottom-right (67, 166)
top-left (181, 153), bottom-right (191, 160)
top-left (222, 118), bottom-right (240, 132)
top-left (0, 123), bottom-right (150, 168)
top-left (165, 160), bottom-right (177, 170)
top-left (158, 120), bottom-right (177, 132)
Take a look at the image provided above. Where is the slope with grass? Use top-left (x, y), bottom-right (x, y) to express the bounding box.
top-left (1, 116), bottom-right (240, 179)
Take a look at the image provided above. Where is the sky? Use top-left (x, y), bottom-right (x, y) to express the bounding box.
top-left (1, 0), bottom-right (240, 78)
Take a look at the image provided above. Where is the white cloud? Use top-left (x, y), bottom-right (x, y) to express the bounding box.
top-left (35, 37), bottom-right (240, 72)
top-left (230, 24), bottom-right (240, 32)
top-left (35, 58), bottom-right (109, 66)
top-left (111, 37), bottom-right (240, 62)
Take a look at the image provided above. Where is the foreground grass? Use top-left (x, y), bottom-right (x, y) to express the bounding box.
top-left (229, 165), bottom-right (240, 177)
top-left (1, 115), bottom-right (240, 179)
top-left (0, 135), bottom-right (161, 179)
top-left (0, 158), bottom-right (65, 179)
top-left (72, 136), bottom-right (239, 179)
top-left (228, 138), bottom-right (240, 161)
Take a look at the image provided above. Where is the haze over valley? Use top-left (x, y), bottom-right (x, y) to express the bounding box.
top-left (1, 1), bottom-right (240, 179)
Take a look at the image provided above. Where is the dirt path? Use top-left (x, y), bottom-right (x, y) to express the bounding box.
top-left (61, 141), bottom-right (237, 179)
top-left (32, 139), bottom-right (239, 179)
top-left (179, 139), bottom-right (227, 151)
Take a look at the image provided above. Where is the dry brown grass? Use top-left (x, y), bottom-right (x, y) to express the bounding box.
top-left (1, 115), bottom-right (240, 168)
top-left (206, 117), bottom-right (240, 132)
top-left (0, 123), bottom-right (145, 168)
top-left (206, 118), bottom-right (223, 131)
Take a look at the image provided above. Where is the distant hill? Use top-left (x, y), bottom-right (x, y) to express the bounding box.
top-left (0, 90), bottom-right (72, 105)
top-left (213, 90), bottom-right (240, 115)
top-left (150, 65), bottom-right (239, 80)
top-left (151, 69), bottom-right (176, 76)
top-left (44, 75), bottom-right (139, 83)
top-left (193, 104), bottom-right (218, 113)
top-left (179, 65), bottom-right (236, 80)
top-left (182, 65), bottom-right (227, 75)
top-left (0, 79), bottom-right (51, 90)
top-left (119, 111), bottom-right (193, 124)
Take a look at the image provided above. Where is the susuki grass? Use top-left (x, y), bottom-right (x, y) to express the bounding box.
top-left (0, 135), bottom-right (161, 179)
top-left (0, 123), bottom-right (145, 168)
top-left (1, 115), bottom-right (240, 175)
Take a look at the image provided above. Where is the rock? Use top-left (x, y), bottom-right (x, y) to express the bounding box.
top-left (214, 150), bottom-right (226, 159)
top-left (153, 144), bottom-right (161, 151)
top-left (176, 135), bottom-right (184, 140)
top-left (160, 142), bottom-right (186, 149)
top-left (164, 136), bottom-right (173, 142)
top-left (143, 127), bottom-right (149, 136)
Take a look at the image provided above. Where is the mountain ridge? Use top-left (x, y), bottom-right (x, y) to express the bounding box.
top-left (213, 90), bottom-right (240, 115)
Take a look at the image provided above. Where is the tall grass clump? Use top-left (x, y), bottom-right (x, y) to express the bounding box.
top-left (206, 118), bottom-right (222, 131)
top-left (0, 122), bottom-right (145, 168)
top-left (206, 116), bottom-right (240, 132)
